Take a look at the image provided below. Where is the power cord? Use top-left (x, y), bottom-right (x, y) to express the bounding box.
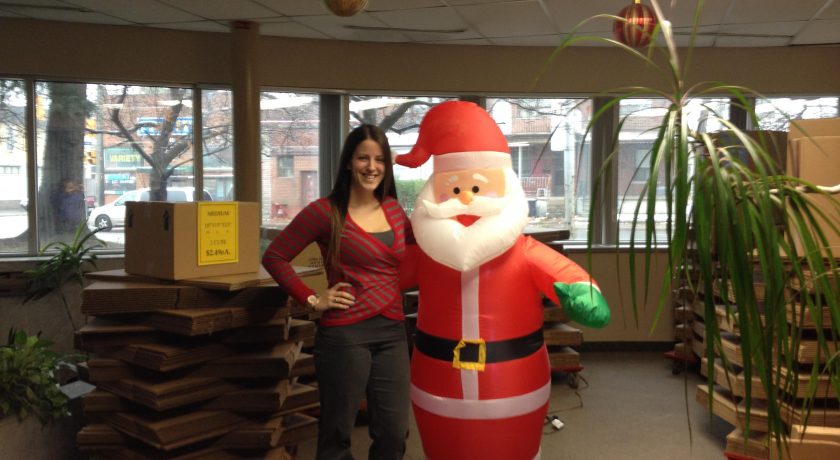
top-left (543, 415), bottom-right (565, 434)
top-left (542, 371), bottom-right (591, 435)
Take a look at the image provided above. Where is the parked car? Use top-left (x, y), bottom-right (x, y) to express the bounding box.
top-left (87, 187), bottom-right (212, 231)
top-left (21, 195), bottom-right (94, 215)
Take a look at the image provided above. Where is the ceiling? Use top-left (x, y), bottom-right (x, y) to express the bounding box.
top-left (2, 0), bottom-right (840, 48)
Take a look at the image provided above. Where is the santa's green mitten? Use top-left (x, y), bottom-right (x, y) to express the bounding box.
top-left (554, 281), bottom-right (610, 328)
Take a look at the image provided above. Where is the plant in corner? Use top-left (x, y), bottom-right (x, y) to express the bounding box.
top-left (536, 0), bottom-right (840, 454)
top-left (0, 328), bottom-right (78, 424)
top-left (23, 220), bottom-right (105, 331)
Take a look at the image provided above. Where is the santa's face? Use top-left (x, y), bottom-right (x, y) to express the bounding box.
top-left (349, 139), bottom-right (385, 195)
top-left (412, 167), bottom-right (528, 272)
top-left (429, 168), bottom-right (506, 226)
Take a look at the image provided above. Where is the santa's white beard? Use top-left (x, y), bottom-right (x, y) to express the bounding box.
top-left (411, 170), bottom-right (528, 272)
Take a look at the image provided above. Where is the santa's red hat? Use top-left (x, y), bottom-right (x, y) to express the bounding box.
top-left (396, 101), bottom-right (511, 172)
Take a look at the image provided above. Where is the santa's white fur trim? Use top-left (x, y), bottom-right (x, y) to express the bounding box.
top-left (433, 151), bottom-right (512, 172)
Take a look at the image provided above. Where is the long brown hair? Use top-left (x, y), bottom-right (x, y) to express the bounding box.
top-left (325, 124), bottom-right (397, 277)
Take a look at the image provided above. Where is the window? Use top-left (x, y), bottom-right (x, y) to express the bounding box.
top-left (5, 76), bottom-right (834, 257)
top-left (487, 98), bottom-right (593, 239)
top-left (617, 97), bottom-right (730, 243)
top-left (201, 88), bottom-right (233, 201)
top-left (34, 82), bottom-right (196, 250)
top-left (276, 156), bottom-right (294, 178)
top-left (260, 91), bottom-right (319, 225)
top-left (754, 97), bottom-right (839, 131)
top-left (349, 95), bottom-right (454, 214)
top-left (0, 79), bottom-right (27, 254)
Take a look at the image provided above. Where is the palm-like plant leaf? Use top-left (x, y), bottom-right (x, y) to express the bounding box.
top-left (538, 0), bottom-right (840, 454)
top-left (23, 221), bottom-right (105, 330)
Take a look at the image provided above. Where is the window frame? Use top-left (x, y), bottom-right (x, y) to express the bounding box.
top-left (3, 77), bottom-right (839, 257)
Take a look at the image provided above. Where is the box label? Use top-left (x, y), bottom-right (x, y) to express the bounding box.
top-left (197, 202), bottom-right (239, 265)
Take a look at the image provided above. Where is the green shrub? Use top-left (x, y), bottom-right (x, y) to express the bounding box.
top-left (0, 329), bottom-right (73, 424)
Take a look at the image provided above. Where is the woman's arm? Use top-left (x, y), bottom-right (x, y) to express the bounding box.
top-left (262, 200), bottom-right (329, 305)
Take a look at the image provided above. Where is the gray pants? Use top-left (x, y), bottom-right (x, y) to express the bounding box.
top-left (314, 335), bottom-right (410, 460)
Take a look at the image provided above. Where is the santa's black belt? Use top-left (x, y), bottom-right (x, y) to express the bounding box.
top-left (414, 328), bottom-right (544, 369)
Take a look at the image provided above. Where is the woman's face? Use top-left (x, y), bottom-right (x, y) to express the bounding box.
top-left (349, 139), bottom-right (385, 194)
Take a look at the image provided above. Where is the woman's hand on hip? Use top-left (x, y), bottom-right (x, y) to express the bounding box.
top-left (312, 282), bottom-right (355, 311)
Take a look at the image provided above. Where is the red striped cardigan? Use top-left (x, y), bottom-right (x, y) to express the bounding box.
top-left (262, 196), bottom-right (413, 326)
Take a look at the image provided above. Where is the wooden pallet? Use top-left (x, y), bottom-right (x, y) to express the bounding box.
top-left (543, 321), bottom-right (583, 347)
top-left (701, 358), bottom-right (767, 400)
top-left (695, 384), bottom-right (769, 432)
top-left (726, 427), bottom-right (769, 460)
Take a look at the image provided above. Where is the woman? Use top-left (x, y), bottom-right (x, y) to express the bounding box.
top-left (262, 124), bottom-right (412, 460)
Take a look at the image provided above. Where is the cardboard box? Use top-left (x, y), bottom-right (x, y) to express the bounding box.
top-left (712, 130), bottom-right (787, 173)
top-left (786, 119), bottom-right (840, 257)
top-left (262, 227), bottom-right (327, 293)
top-left (125, 201), bottom-right (260, 280)
top-left (291, 242), bottom-right (328, 293)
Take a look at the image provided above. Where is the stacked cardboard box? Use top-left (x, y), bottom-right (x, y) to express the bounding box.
top-left (533, 230), bottom-right (586, 388)
top-left (75, 268), bottom-right (319, 459)
top-left (693, 120), bottom-right (840, 460)
top-left (786, 119), bottom-right (840, 259)
top-left (699, 266), bottom-right (840, 460)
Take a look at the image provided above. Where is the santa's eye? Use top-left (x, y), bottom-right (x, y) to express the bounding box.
top-left (472, 186), bottom-right (480, 193)
top-left (453, 187), bottom-right (461, 194)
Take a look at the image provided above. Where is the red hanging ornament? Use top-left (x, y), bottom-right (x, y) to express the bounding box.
top-left (613, 0), bottom-right (657, 47)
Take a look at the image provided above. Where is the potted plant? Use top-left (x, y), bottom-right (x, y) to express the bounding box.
top-left (0, 328), bottom-right (85, 459)
top-left (23, 221), bottom-right (104, 331)
top-left (537, 0), bottom-right (840, 454)
top-left (0, 328), bottom-right (77, 423)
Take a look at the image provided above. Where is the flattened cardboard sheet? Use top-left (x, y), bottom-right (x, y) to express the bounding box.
top-left (543, 321), bottom-right (583, 347)
top-left (98, 377), bottom-right (235, 412)
top-left (101, 410), bottom-right (245, 451)
top-left (82, 279), bottom-right (289, 315)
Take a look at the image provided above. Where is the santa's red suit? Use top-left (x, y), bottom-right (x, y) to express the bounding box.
top-left (411, 235), bottom-right (603, 460)
top-left (398, 101), bottom-right (609, 460)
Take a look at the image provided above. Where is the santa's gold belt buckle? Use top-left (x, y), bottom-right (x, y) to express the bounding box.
top-left (452, 338), bottom-right (486, 371)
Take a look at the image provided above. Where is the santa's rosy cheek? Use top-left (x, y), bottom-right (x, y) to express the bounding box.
top-left (483, 191), bottom-right (498, 197)
top-left (437, 193), bottom-right (450, 203)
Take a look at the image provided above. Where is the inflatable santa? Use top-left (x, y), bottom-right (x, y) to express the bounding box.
top-left (398, 101), bottom-right (610, 460)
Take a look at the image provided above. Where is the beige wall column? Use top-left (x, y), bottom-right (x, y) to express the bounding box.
top-left (231, 21), bottom-right (261, 204)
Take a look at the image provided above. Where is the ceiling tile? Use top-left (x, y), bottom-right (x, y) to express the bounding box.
top-left (669, 34), bottom-right (716, 48)
top-left (489, 34), bottom-right (564, 47)
top-left (67, 0), bottom-right (203, 24)
top-left (416, 37), bottom-right (493, 46)
top-left (718, 20), bottom-right (803, 38)
top-left (0, 10), bottom-right (26, 18)
top-left (714, 36), bottom-right (791, 47)
top-left (817, 0), bottom-right (840, 19)
top-left (725, 0), bottom-right (827, 23)
top-left (367, 0), bottom-right (445, 11)
top-left (259, 20), bottom-right (331, 39)
top-left (160, 0), bottom-right (281, 20)
top-left (541, 0), bottom-right (628, 33)
top-left (654, 0), bottom-right (732, 28)
top-left (153, 20), bottom-right (231, 33)
top-left (791, 18), bottom-right (840, 45)
top-left (402, 28), bottom-right (483, 41)
top-left (1, 5), bottom-right (132, 25)
top-left (1, 0), bottom-right (839, 48)
top-left (542, 0), bottom-right (732, 34)
top-left (445, 0), bottom-right (514, 5)
top-left (371, 6), bottom-right (476, 38)
top-left (456, 0), bottom-right (556, 37)
top-left (293, 13), bottom-right (410, 42)
top-left (253, 0), bottom-right (352, 16)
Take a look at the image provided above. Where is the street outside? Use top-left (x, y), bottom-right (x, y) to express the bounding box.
top-left (0, 210), bottom-right (125, 246)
